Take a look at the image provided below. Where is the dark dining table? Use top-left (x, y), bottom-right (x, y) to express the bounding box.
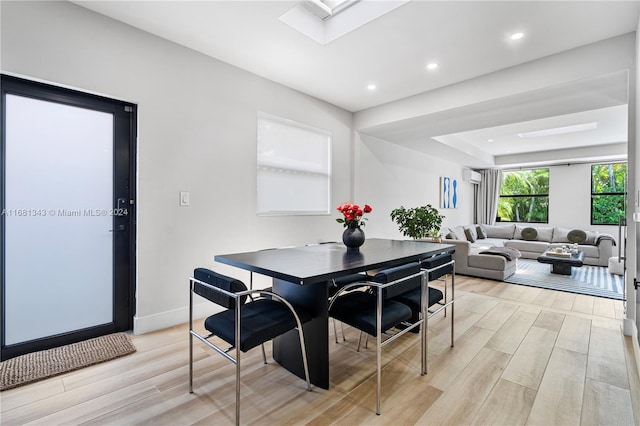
top-left (214, 238), bottom-right (455, 389)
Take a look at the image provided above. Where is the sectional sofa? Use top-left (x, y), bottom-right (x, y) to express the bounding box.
top-left (440, 223), bottom-right (615, 280)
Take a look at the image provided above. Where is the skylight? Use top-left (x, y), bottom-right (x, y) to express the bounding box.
top-left (279, 0), bottom-right (409, 45)
top-left (517, 122), bottom-right (598, 139)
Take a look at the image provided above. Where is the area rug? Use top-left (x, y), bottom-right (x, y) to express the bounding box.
top-left (0, 332), bottom-right (136, 391)
top-left (505, 259), bottom-right (625, 300)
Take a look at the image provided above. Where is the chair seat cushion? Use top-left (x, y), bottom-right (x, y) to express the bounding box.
top-left (392, 287), bottom-right (444, 313)
top-left (329, 292), bottom-right (412, 336)
top-left (204, 299), bottom-right (312, 352)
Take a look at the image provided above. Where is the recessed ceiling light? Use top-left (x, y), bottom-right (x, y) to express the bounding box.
top-left (510, 32), bottom-right (524, 40)
top-left (426, 63), bottom-right (438, 70)
top-left (487, 139), bottom-right (494, 142)
top-left (367, 84), bottom-right (376, 91)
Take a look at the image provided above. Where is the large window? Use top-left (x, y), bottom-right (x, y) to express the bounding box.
top-left (256, 113), bottom-right (331, 215)
top-left (591, 162), bottom-right (626, 225)
top-left (497, 168), bottom-right (549, 223)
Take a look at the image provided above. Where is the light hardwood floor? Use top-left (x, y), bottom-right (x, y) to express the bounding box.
top-left (2, 275), bottom-right (639, 425)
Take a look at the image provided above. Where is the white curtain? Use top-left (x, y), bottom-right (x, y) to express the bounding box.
top-left (474, 169), bottom-right (502, 225)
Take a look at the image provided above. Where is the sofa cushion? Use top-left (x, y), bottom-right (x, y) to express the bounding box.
top-left (568, 229), bottom-right (587, 244)
top-left (552, 227), bottom-right (572, 243)
top-left (584, 230), bottom-right (599, 245)
top-left (484, 224), bottom-right (515, 239)
top-left (449, 226), bottom-right (467, 240)
top-left (505, 240), bottom-right (550, 253)
top-left (465, 226), bottom-right (478, 242)
top-left (468, 254), bottom-right (513, 271)
top-left (535, 227), bottom-right (554, 242)
top-left (476, 225), bottom-right (487, 239)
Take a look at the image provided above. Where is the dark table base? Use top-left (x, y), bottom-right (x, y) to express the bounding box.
top-left (272, 278), bottom-right (330, 389)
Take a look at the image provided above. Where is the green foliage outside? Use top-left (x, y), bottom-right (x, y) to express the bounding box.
top-left (591, 163), bottom-right (627, 225)
top-left (497, 169), bottom-right (549, 223)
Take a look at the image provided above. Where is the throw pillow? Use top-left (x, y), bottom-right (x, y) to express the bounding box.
top-left (521, 227), bottom-right (538, 241)
top-left (535, 227), bottom-right (554, 242)
top-left (464, 226), bottom-right (477, 243)
top-left (568, 229), bottom-right (587, 244)
top-left (584, 230), bottom-right (599, 245)
top-left (551, 227), bottom-right (571, 243)
top-left (476, 225), bottom-right (487, 239)
top-left (450, 226), bottom-right (467, 241)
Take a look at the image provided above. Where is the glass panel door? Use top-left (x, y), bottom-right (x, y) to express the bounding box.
top-left (4, 95), bottom-right (114, 344)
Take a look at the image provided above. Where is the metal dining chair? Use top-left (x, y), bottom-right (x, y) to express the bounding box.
top-left (391, 252), bottom-right (455, 372)
top-left (189, 268), bottom-right (312, 425)
top-left (328, 262), bottom-right (427, 415)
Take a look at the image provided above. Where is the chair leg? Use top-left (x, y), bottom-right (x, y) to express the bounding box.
top-left (443, 275), bottom-right (448, 318)
top-left (450, 272), bottom-right (455, 348)
top-left (296, 325), bottom-right (312, 391)
top-left (235, 303), bottom-right (241, 426)
top-left (189, 283), bottom-right (194, 394)
top-left (341, 322), bottom-right (346, 341)
top-left (261, 343), bottom-right (267, 364)
top-left (365, 333), bottom-right (369, 349)
top-left (357, 331), bottom-right (363, 352)
top-left (333, 318), bottom-right (338, 344)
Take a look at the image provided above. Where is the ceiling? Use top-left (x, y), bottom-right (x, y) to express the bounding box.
top-left (72, 0), bottom-right (639, 168)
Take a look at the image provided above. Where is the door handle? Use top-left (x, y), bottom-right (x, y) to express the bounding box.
top-left (109, 224), bottom-right (127, 233)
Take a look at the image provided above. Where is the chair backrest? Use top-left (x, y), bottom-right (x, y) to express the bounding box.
top-left (193, 268), bottom-right (248, 309)
top-left (373, 262), bottom-right (421, 299)
top-left (421, 252), bottom-right (453, 280)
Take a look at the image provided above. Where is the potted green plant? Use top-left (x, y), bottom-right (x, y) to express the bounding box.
top-left (390, 204), bottom-right (445, 240)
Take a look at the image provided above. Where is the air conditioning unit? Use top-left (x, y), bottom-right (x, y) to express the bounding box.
top-left (463, 169), bottom-right (482, 185)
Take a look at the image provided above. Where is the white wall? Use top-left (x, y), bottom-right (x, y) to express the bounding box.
top-left (354, 134), bottom-right (474, 238)
top-left (0, 1), bottom-right (354, 333)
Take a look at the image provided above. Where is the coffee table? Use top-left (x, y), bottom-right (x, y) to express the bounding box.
top-left (537, 250), bottom-right (584, 275)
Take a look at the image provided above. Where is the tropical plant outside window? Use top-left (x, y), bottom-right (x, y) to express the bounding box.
top-left (591, 162), bottom-right (627, 225)
top-left (497, 168), bottom-right (549, 223)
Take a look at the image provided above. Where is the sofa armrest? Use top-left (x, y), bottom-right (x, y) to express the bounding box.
top-left (441, 239), bottom-right (471, 266)
top-left (597, 238), bottom-right (614, 265)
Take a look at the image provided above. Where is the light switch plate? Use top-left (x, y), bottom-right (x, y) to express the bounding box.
top-left (180, 191), bottom-right (190, 206)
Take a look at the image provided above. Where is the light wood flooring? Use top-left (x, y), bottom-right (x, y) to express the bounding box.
top-left (2, 275), bottom-right (639, 425)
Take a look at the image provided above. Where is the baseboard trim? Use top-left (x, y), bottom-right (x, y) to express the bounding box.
top-left (133, 302), bottom-right (222, 335)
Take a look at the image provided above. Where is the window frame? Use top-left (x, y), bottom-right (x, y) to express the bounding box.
top-left (590, 162), bottom-right (627, 226)
top-left (498, 168), bottom-right (550, 224)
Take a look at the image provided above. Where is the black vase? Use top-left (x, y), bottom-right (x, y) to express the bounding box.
top-left (342, 224), bottom-right (365, 250)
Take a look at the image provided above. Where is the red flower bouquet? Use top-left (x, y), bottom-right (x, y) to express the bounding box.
top-left (336, 203), bottom-right (372, 228)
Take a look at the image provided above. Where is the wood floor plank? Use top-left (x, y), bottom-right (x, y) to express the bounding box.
top-left (516, 286), bottom-right (544, 303)
top-left (587, 324), bottom-right (630, 389)
top-left (416, 348), bottom-right (512, 425)
top-left (526, 347), bottom-right (587, 426)
top-left (501, 326), bottom-right (557, 390)
top-left (485, 308), bottom-right (538, 355)
top-left (572, 294), bottom-right (594, 314)
top-left (475, 301), bottom-right (519, 332)
top-left (592, 297), bottom-right (616, 318)
top-left (581, 378), bottom-right (634, 426)
top-left (623, 335), bottom-right (640, 424)
top-left (551, 291), bottom-right (576, 311)
top-left (533, 310), bottom-right (565, 332)
top-left (472, 378), bottom-right (537, 425)
top-left (555, 315), bottom-right (591, 354)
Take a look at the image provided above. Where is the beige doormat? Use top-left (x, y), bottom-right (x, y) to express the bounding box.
top-left (0, 332), bottom-right (136, 391)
